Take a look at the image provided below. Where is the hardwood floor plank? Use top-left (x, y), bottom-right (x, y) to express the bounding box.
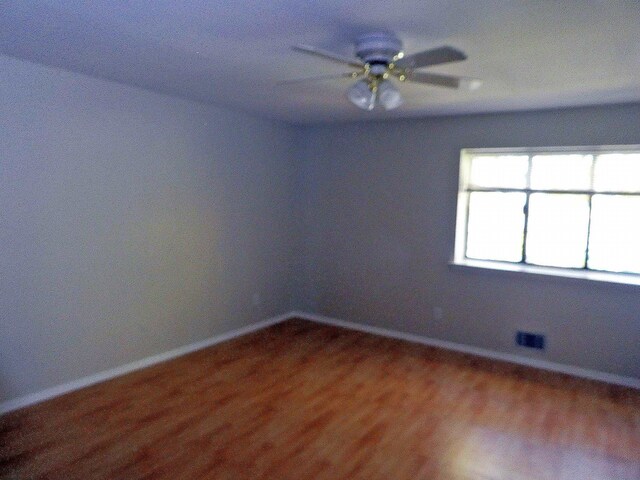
top-left (1, 319), bottom-right (639, 479)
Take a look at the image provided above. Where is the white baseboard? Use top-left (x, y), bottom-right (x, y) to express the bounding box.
top-left (290, 311), bottom-right (640, 390)
top-left (0, 313), bottom-right (293, 415)
top-left (3, 309), bottom-right (637, 414)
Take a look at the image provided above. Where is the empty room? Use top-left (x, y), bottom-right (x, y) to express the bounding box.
top-left (1, 2), bottom-right (639, 479)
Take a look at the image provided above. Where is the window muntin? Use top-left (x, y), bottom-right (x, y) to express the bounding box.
top-left (456, 146), bottom-right (640, 278)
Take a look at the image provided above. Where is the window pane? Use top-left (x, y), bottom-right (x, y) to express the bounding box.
top-left (530, 154), bottom-right (592, 190)
top-left (525, 193), bottom-right (590, 268)
top-left (588, 195), bottom-right (640, 274)
top-left (466, 192), bottom-right (526, 262)
top-left (593, 154), bottom-right (640, 192)
top-left (469, 156), bottom-right (529, 189)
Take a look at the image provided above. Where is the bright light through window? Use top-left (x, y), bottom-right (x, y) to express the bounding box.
top-left (588, 195), bottom-right (640, 274)
top-left (530, 155), bottom-right (592, 191)
top-left (593, 154), bottom-right (640, 192)
top-left (525, 193), bottom-right (590, 268)
top-left (455, 146), bottom-right (640, 281)
top-left (466, 192), bottom-right (526, 262)
top-left (469, 155), bottom-right (529, 189)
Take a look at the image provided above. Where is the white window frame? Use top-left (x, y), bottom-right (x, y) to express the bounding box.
top-left (452, 145), bottom-right (640, 287)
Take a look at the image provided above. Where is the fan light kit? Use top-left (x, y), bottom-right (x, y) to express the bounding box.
top-left (287, 32), bottom-right (482, 111)
top-left (347, 79), bottom-right (402, 111)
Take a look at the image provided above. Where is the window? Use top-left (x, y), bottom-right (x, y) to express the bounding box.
top-left (453, 146), bottom-right (640, 284)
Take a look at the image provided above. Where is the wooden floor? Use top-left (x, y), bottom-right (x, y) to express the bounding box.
top-left (1, 319), bottom-right (639, 480)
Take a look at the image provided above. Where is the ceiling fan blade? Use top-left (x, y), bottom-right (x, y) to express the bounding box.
top-left (277, 72), bottom-right (360, 86)
top-left (395, 46), bottom-right (467, 69)
top-left (404, 71), bottom-right (482, 90)
top-left (293, 44), bottom-right (364, 68)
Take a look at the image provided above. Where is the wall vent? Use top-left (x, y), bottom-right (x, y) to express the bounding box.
top-left (516, 331), bottom-right (545, 350)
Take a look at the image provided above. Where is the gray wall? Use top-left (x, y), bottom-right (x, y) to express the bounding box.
top-left (2, 53), bottom-right (638, 405)
top-left (0, 55), bottom-right (298, 402)
top-left (298, 104), bottom-right (640, 378)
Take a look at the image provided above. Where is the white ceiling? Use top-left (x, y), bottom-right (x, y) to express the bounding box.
top-left (2, 1), bottom-right (639, 124)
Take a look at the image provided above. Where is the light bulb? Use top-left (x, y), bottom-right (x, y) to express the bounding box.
top-left (460, 78), bottom-right (483, 91)
top-left (377, 80), bottom-right (403, 110)
top-left (347, 80), bottom-right (375, 111)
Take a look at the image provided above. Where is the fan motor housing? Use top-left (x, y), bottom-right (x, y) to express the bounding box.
top-left (354, 32), bottom-right (402, 65)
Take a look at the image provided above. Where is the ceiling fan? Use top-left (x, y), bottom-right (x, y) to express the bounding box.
top-left (286, 32), bottom-right (482, 111)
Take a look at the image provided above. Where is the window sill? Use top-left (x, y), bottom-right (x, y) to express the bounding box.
top-left (450, 258), bottom-right (640, 288)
